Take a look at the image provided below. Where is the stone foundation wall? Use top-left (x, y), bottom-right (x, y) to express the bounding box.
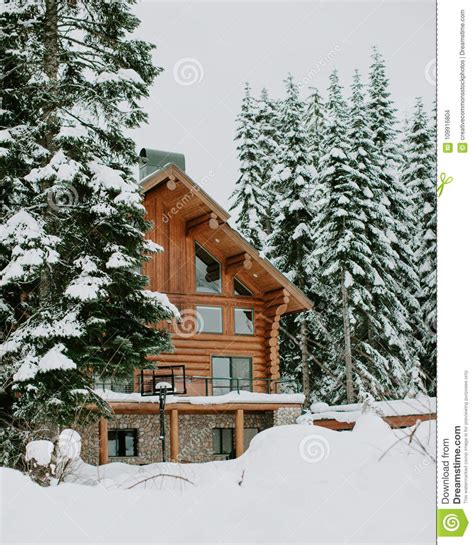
top-left (80, 414), bottom-right (170, 465)
top-left (178, 412), bottom-right (273, 463)
top-left (272, 407), bottom-right (302, 426)
top-left (79, 408), bottom-right (299, 465)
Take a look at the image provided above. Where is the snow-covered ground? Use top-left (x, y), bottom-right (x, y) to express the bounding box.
top-left (1, 417), bottom-right (435, 544)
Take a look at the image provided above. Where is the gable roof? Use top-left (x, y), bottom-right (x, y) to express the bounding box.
top-left (140, 163), bottom-right (313, 314)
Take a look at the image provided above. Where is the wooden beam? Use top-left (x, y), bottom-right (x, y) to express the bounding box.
top-left (235, 409), bottom-right (244, 457)
top-left (186, 212), bottom-right (220, 235)
top-left (98, 418), bottom-right (108, 465)
top-left (107, 402), bottom-right (302, 415)
top-left (225, 252), bottom-right (252, 276)
top-left (170, 409), bottom-right (179, 462)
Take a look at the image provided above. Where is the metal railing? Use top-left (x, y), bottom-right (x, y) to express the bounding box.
top-left (186, 376), bottom-right (293, 396)
top-left (96, 370), bottom-right (295, 396)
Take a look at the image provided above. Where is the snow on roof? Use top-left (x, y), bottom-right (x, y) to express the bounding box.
top-left (300, 395), bottom-right (436, 424)
top-left (95, 389), bottom-right (304, 406)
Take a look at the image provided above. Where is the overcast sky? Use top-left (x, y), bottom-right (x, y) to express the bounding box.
top-left (131, 0), bottom-right (436, 209)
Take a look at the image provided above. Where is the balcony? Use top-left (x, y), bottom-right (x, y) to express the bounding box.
top-left (95, 368), bottom-right (294, 397)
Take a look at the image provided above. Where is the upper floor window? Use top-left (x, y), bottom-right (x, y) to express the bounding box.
top-left (234, 278), bottom-right (253, 296)
top-left (195, 242), bottom-right (221, 294)
top-left (196, 305), bottom-right (223, 334)
top-left (234, 308), bottom-right (254, 335)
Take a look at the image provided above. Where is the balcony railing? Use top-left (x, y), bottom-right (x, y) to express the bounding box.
top-left (95, 368), bottom-right (295, 396)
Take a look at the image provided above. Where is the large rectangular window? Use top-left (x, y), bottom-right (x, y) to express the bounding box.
top-left (196, 306), bottom-right (223, 334)
top-left (195, 242), bottom-right (221, 294)
top-left (108, 429), bottom-right (138, 457)
top-left (234, 308), bottom-right (254, 335)
top-left (212, 356), bottom-right (252, 395)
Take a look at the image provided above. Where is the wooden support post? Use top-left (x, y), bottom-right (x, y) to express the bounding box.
top-left (235, 409), bottom-right (244, 458)
top-left (170, 409), bottom-right (179, 462)
top-left (98, 418), bottom-right (108, 465)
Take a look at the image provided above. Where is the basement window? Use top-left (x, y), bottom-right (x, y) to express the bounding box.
top-left (108, 429), bottom-right (138, 457)
top-left (195, 242), bottom-right (221, 294)
top-left (234, 308), bottom-right (254, 335)
top-left (212, 428), bottom-right (259, 459)
top-left (212, 428), bottom-right (234, 457)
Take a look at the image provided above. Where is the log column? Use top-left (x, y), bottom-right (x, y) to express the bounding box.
top-left (98, 418), bottom-right (108, 465)
top-left (235, 409), bottom-right (244, 457)
top-left (170, 409), bottom-right (179, 462)
top-left (262, 288), bottom-right (289, 384)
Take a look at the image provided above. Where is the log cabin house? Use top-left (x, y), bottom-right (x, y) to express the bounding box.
top-left (81, 149), bottom-right (313, 465)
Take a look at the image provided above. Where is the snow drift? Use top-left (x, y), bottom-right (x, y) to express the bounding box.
top-left (1, 419), bottom-right (435, 544)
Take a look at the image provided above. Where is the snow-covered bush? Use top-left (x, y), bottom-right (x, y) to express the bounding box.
top-left (24, 429), bottom-right (82, 486)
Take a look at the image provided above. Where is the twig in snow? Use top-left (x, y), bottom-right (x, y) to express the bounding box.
top-left (126, 473), bottom-right (194, 489)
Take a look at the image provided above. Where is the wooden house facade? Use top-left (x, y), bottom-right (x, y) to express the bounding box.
top-left (81, 150), bottom-right (313, 466)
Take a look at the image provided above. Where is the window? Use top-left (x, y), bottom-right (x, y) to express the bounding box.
top-left (234, 308), bottom-right (254, 335)
top-left (196, 306), bottom-right (223, 334)
top-left (234, 278), bottom-right (252, 296)
top-left (212, 428), bottom-right (234, 457)
top-left (108, 429), bottom-right (138, 457)
top-left (244, 428), bottom-right (259, 450)
top-left (212, 428), bottom-right (258, 458)
top-left (212, 356), bottom-right (252, 395)
top-left (195, 242), bottom-right (221, 293)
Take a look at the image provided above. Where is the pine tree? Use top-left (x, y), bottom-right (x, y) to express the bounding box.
top-left (255, 88), bottom-right (280, 235)
top-left (266, 75), bottom-right (315, 403)
top-left (401, 98), bottom-right (436, 393)
top-left (230, 83), bottom-right (268, 249)
top-left (367, 47), bottom-right (425, 395)
top-left (0, 0), bottom-right (176, 436)
top-left (305, 87), bottom-right (325, 171)
top-left (312, 69), bottom-right (422, 404)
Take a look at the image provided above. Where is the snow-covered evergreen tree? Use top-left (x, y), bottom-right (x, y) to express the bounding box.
top-left (367, 47), bottom-right (425, 394)
top-left (266, 75), bottom-right (315, 402)
top-left (230, 84), bottom-right (268, 249)
top-left (312, 69), bottom-right (423, 403)
top-left (305, 87), bottom-right (325, 172)
top-left (0, 0), bottom-right (177, 434)
top-left (401, 98), bottom-right (436, 393)
top-left (255, 88), bottom-right (280, 236)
